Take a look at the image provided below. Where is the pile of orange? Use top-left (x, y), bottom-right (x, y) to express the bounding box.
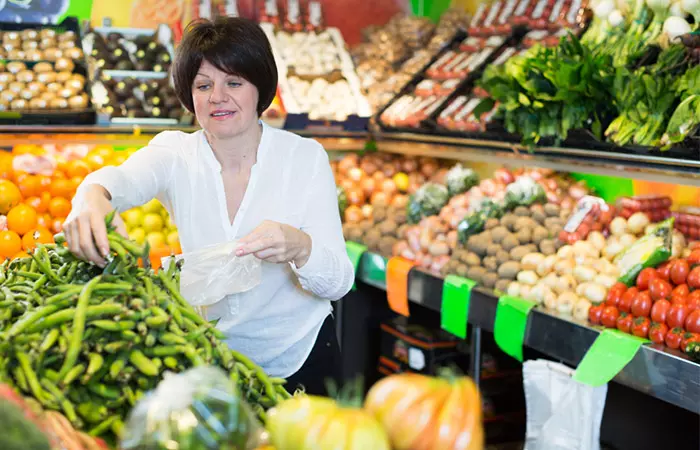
top-left (0, 180), bottom-right (54, 260)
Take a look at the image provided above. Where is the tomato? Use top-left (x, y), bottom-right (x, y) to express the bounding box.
top-left (681, 332), bottom-right (700, 351)
top-left (684, 310), bottom-right (700, 333)
top-left (636, 268), bottom-right (658, 290)
top-left (649, 278), bottom-right (672, 301)
top-left (670, 259), bottom-right (690, 285)
top-left (588, 305), bottom-right (604, 325)
top-left (686, 291), bottom-right (700, 312)
top-left (631, 317), bottom-right (651, 338)
top-left (672, 283), bottom-right (689, 298)
top-left (616, 312), bottom-right (633, 333)
top-left (656, 262), bottom-right (672, 282)
top-left (364, 373), bottom-right (483, 450)
top-left (665, 328), bottom-right (684, 349)
top-left (606, 283), bottom-right (627, 307)
top-left (667, 303), bottom-right (689, 329)
top-left (618, 288), bottom-right (638, 313)
top-left (687, 249), bottom-right (700, 266)
top-left (649, 322), bottom-right (669, 345)
top-left (650, 299), bottom-right (671, 324)
top-left (688, 266), bottom-right (700, 289)
top-left (630, 291), bottom-right (652, 318)
top-left (601, 306), bottom-right (620, 328)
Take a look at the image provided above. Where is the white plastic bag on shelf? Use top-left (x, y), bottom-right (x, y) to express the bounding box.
top-left (163, 241), bottom-right (261, 315)
top-left (120, 366), bottom-right (267, 450)
top-left (523, 360), bottom-right (607, 450)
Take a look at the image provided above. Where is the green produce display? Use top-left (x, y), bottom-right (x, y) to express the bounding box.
top-left (0, 212), bottom-right (288, 443)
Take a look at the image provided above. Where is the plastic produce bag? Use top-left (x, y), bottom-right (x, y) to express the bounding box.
top-left (166, 241), bottom-right (262, 312)
top-left (120, 366), bottom-right (268, 450)
top-left (523, 360), bottom-right (607, 450)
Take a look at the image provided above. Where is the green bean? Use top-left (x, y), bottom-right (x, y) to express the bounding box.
top-left (16, 270), bottom-right (42, 280)
top-left (87, 383), bottom-right (120, 400)
top-left (37, 329), bottom-right (59, 353)
top-left (90, 320), bottom-right (135, 332)
top-left (45, 286), bottom-right (82, 304)
top-left (65, 260), bottom-right (79, 282)
top-left (1, 286), bottom-right (13, 303)
top-left (17, 352), bottom-right (46, 403)
top-left (57, 276), bottom-right (101, 382)
top-left (145, 315), bottom-right (169, 329)
top-left (144, 333), bottom-right (157, 347)
top-left (143, 345), bottom-right (181, 357)
top-left (231, 350), bottom-right (276, 399)
top-left (7, 303), bottom-right (60, 337)
top-left (163, 356), bottom-right (178, 369)
top-left (276, 385), bottom-right (292, 400)
top-left (77, 403), bottom-right (109, 424)
top-left (62, 364), bottom-right (86, 386)
top-left (104, 341), bottom-right (128, 354)
top-left (41, 378), bottom-right (79, 425)
top-left (130, 350), bottom-right (159, 377)
top-left (44, 369), bottom-right (60, 384)
top-left (270, 377), bottom-right (287, 386)
top-left (87, 415), bottom-right (119, 437)
top-left (109, 357), bottom-right (126, 380)
top-left (13, 367), bottom-right (29, 392)
top-left (26, 304), bottom-right (123, 333)
top-left (31, 250), bottom-right (63, 284)
top-left (85, 353), bottom-right (104, 381)
top-left (157, 332), bottom-right (187, 346)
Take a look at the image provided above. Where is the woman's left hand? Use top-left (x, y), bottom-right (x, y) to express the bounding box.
top-left (236, 220), bottom-right (312, 267)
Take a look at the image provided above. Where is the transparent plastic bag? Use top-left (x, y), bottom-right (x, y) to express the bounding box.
top-left (165, 241), bottom-right (262, 311)
top-left (120, 366), bottom-right (268, 450)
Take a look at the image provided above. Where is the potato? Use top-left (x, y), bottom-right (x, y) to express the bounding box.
top-left (557, 245), bottom-right (574, 259)
top-left (378, 236), bottom-right (397, 256)
top-left (467, 266), bottom-right (488, 283)
top-left (544, 289), bottom-right (558, 310)
top-left (484, 218), bottom-right (500, 230)
top-left (501, 214), bottom-right (518, 231)
top-left (495, 279), bottom-right (512, 293)
top-left (542, 272), bottom-right (559, 289)
top-left (397, 224), bottom-right (410, 239)
top-left (516, 228), bottom-right (532, 244)
top-left (557, 292), bottom-right (578, 314)
top-left (529, 283), bottom-right (554, 305)
top-left (519, 284), bottom-right (532, 299)
top-left (544, 217), bottom-right (563, 229)
top-left (514, 206), bottom-right (531, 217)
top-left (578, 282), bottom-right (607, 304)
top-left (573, 265), bottom-right (596, 283)
top-left (348, 227), bottom-right (364, 242)
top-left (462, 251), bottom-right (482, 267)
top-left (603, 239), bottom-right (624, 260)
top-left (491, 226), bottom-right (510, 243)
top-left (627, 212), bottom-right (650, 234)
top-left (502, 234), bottom-right (519, 251)
top-left (573, 240), bottom-right (598, 258)
top-left (554, 258), bottom-right (575, 275)
top-left (544, 203), bottom-right (561, 217)
top-left (467, 235), bottom-right (489, 256)
top-left (359, 220), bottom-right (373, 232)
top-left (429, 240), bottom-right (450, 256)
top-left (456, 264), bottom-right (469, 277)
top-left (373, 208), bottom-right (387, 223)
top-left (573, 299), bottom-right (592, 321)
top-left (487, 243), bottom-right (502, 256)
top-left (539, 239), bottom-right (556, 255)
top-left (593, 274), bottom-right (617, 289)
top-left (483, 256), bottom-right (498, 271)
top-left (378, 220), bottom-right (398, 236)
top-left (536, 255), bottom-right (558, 276)
top-left (526, 244), bottom-right (539, 253)
top-left (481, 273), bottom-right (498, 289)
top-left (532, 226), bottom-right (550, 245)
top-left (507, 282), bottom-right (522, 297)
top-left (514, 217), bottom-right (536, 232)
top-left (610, 217), bottom-right (628, 236)
top-left (531, 209), bottom-right (547, 225)
top-left (496, 250), bottom-right (511, 265)
top-left (555, 274), bottom-right (577, 294)
top-left (522, 252), bottom-right (546, 271)
top-left (517, 270), bottom-right (539, 285)
top-left (497, 261), bottom-right (521, 280)
top-left (587, 231), bottom-right (606, 251)
top-left (619, 233), bottom-right (637, 249)
top-left (510, 245), bottom-right (531, 261)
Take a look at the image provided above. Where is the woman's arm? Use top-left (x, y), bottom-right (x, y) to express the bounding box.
top-left (291, 149), bottom-right (354, 300)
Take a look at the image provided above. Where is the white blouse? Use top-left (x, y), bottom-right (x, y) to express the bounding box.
top-left (68, 123), bottom-right (354, 377)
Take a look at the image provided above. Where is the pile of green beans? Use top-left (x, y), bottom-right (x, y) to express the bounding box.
top-left (0, 211), bottom-right (290, 442)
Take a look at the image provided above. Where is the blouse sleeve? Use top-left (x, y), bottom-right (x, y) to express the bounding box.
top-left (291, 146), bottom-right (354, 301)
top-left (66, 131), bottom-right (179, 222)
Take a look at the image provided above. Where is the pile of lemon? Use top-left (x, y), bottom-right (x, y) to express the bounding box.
top-left (121, 198), bottom-right (180, 253)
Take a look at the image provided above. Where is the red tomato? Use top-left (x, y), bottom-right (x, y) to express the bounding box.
top-left (688, 266), bottom-right (700, 289)
top-left (650, 299), bottom-right (671, 324)
top-left (687, 249), bottom-right (700, 265)
top-left (636, 267), bottom-right (658, 290)
top-left (606, 283), bottom-right (627, 307)
top-left (670, 259), bottom-right (690, 285)
top-left (686, 291), bottom-right (700, 312)
top-left (616, 312), bottom-right (633, 333)
top-left (631, 291), bottom-right (652, 318)
top-left (601, 306), bottom-right (620, 328)
top-left (649, 322), bottom-right (669, 345)
top-left (680, 332), bottom-right (699, 351)
top-left (665, 327), bottom-right (684, 349)
top-left (588, 305), bottom-right (604, 325)
top-left (672, 284), bottom-right (690, 298)
top-left (649, 278), bottom-right (673, 301)
top-left (631, 317), bottom-right (651, 338)
top-left (618, 287), bottom-right (638, 313)
top-left (684, 310), bottom-right (700, 333)
top-left (667, 303), bottom-right (689, 329)
top-left (656, 262), bottom-right (671, 282)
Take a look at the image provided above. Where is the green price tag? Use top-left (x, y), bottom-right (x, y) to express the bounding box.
top-left (494, 295), bottom-right (536, 362)
top-left (441, 275), bottom-right (476, 339)
top-left (364, 253), bottom-right (387, 285)
top-left (345, 242), bottom-right (367, 290)
top-left (573, 329), bottom-right (649, 387)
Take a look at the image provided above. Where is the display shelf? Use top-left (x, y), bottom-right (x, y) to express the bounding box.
top-left (355, 251), bottom-right (700, 415)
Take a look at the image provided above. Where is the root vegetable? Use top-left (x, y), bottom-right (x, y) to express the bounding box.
top-left (467, 266), bottom-right (488, 283)
top-left (491, 226), bottom-right (509, 243)
top-left (532, 227), bottom-right (550, 245)
top-left (517, 270), bottom-right (539, 285)
top-left (544, 204), bottom-right (561, 217)
top-left (573, 241), bottom-right (598, 258)
top-left (537, 255), bottom-right (558, 276)
top-left (498, 261), bottom-right (522, 280)
top-left (514, 206), bottom-right (530, 217)
top-left (501, 214), bottom-right (518, 231)
top-left (554, 258), bottom-right (575, 275)
top-left (464, 252), bottom-right (482, 267)
top-left (532, 209), bottom-right (547, 225)
top-left (496, 279), bottom-right (512, 293)
top-left (348, 227), bottom-right (364, 243)
top-left (516, 228), bottom-right (532, 244)
top-left (484, 218), bottom-right (500, 230)
top-left (578, 282), bottom-right (606, 304)
top-left (627, 212), bottom-right (650, 234)
top-left (573, 266), bottom-right (597, 283)
top-left (397, 224), bottom-right (410, 239)
top-left (487, 244), bottom-right (502, 256)
top-left (557, 292), bottom-right (578, 314)
top-left (619, 233), bottom-right (637, 249)
top-left (510, 246), bottom-right (531, 261)
top-left (557, 245), bottom-right (574, 259)
top-left (555, 274), bottom-right (577, 294)
top-left (594, 274), bottom-right (617, 289)
top-left (481, 273), bottom-right (498, 288)
top-left (539, 239), bottom-right (556, 255)
top-left (610, 217), bottom-right (628, 236)
top-left (428, 240), bottom-right (450, 256)
top-left (378, 220), bottom-right (398, 236)
top-left (544, 290), bottom-right (558, 309)
top-left (467, 236), bottom-right (489, 256)
top-left (520, 285), bottom-right (532, 299)
top-left (544, 217), bottom-right (563, 229)
top-left (502, 235), bottom-right (519, 251)
top-left (507, 282), bottom-right (523, 297)
top-left (483, 256), bottom-right (498, 271)
top-left (529, 283), bottom-right (554, 305)
top-left (514, 217), bottom-right (536, 232)
top-left (430, 255), bottom-right (450, 273)
top-left (573, 299), bottom-right (592, 321)
top-left (496, 250), bottom-right (511, 265)
top-left (587, 231), bottom-right (606, 251)
top-left (522, 253), bottom-right (546, 271)
top-left (456, 264), bottom-right (469, 277)
top-left (603, 239), bottom-right (624, 260)
top-left (379, 236), bottom-right (398, 256)
top-left (542, 272), bottom-right (559, 289)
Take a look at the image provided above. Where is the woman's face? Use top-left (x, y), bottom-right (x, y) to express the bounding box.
top-left (192, 60), bottom-right (260, 140)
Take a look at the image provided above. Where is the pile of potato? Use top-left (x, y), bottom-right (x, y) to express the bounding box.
top-left (442, 203), bottom-right (569, 292)
top-left (342, 194), bottom-right (410, 257)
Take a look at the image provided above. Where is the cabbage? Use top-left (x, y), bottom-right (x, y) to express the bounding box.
top-left (407, 183), bottom-right (449, 224)
top-left (446, 164), bottom-right (479, 197)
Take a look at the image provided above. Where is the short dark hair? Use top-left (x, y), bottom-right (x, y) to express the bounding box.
top-left (172, 17), bottom-right (278, 116)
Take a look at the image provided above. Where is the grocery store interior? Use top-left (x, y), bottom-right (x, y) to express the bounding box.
top-left (0, 0), bottom-right (699, 449)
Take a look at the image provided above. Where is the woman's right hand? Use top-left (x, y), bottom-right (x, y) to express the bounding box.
top-left (63, 185), bottom-right (127, 267)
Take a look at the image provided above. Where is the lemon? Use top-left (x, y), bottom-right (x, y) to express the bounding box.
top-left (393, 172), bottom-right (409, 193)
top-left (166, 216), bottom-right (177, 230)
top-left (129, 228), bottom-right (146, 245)
top-left (141, 198), bottom-right (163, 214)
top-left (146, 231), bottom-right (166, 248)
top-left (122, 208), bottom-right (144, 229)
top-left (142, 213), bottom-right (164, 233)
top-left (166, 230), bottom-right (179, 247)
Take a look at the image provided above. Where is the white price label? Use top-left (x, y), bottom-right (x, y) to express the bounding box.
top-left (483, 1), bottom-right (503, 27)
top-left (408, 348), bottom-right (426, 371)
top-left (532, 0), bottom-right (549, 19)
top-left (498, 0), bottom-right (519, 24)
top-left (514, 0), bottom-right (533, 16)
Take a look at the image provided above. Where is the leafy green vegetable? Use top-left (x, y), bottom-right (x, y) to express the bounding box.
top-left (660, 65), bottom-right (700, 148)
top-left (406, 183), bottom-right (449, 224)
top-left (503, 176), bottom-right (546, 209)
top-left (457, 199), bottom-right (504, 244)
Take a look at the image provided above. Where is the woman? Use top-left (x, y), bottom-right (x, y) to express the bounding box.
top-left (64, 17), bottom-right (353, 395)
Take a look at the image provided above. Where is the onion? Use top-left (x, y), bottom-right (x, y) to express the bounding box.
top-left (360, 177), bottom-right (377, 198)
top-left (347, 167), bottom-right (364, 183)
top-left (344, 205), bottom-right (363, 223)
top-left (420, 159), bottom-right (439, 178)
top-left (607, 10), bottom-right (624, 26)
top-left (346, 188), bottom-right (366, 206)
top-left (338, 154), bottom-right (358, 174)
top-left (372, 171), bottom-right (386, 183)
top-left (361, 204), bottom-right (373, 219)
top-left (663, 16), bottom-right (692, 41)
top-left (593, 0), bottom-right (615, 18)
top-left (381, 179), bottom-right (398, 196)
top-left (382, 163), bottom-right (397, 177)
top-left (339, 178), bottom-right (355, 192)
top-left (360, 159), bottom-right (379, 175)
top-left (681, 0), bottom-right (700, 22)
top-left (391, 194), bottom-right (408, 208)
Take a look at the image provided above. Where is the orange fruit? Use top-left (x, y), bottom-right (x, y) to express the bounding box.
top-left (25, 196), bottom-right (47, 214)
top-left (51, 217), bottom-right (65, 234)
top-left (38, 175), bottom-right (52, 190)
top-left (21, 227), bottom-right (54, 251)
top-left (49, 197), bottom-right (71, 218)
top-left (70, 176), bottom-right (84, 192)
top-left (0, 155), bottom-right (13, 180)
top-left (37, 213), bottom-right (51, 229)
top-left (49, 178), bottom-right (73, 199)
top-left (52, 170), bottom-right (67, 179)
top-left (0, 230), bottom-right (22, 258)
top-left (7, 204), bottom-right (38, 236)
top-left (0, 179), bottom-right (22, 214)
top-left (18, 175), bottom-right (41, 198)
top-left (90, 146), bottom-right (113, 159)
top-left (12, 251), bottom-right (30, 260)
top-left (111, 153), bottom-right (129, 166)
top-left (85, 154), bottom-right (106, 171)
top-left (65, 160), bottom-right (91, 178)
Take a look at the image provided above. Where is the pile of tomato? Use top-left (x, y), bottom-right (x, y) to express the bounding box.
top-left (588, 247), bottom-right (700, 355)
